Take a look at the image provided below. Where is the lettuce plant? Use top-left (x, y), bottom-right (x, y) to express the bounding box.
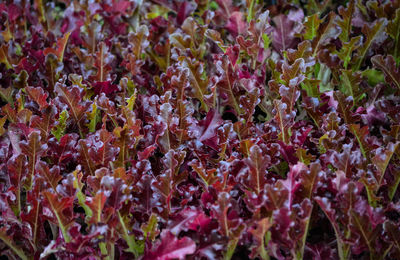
top-left (0, 0), bottom-right (399, 259)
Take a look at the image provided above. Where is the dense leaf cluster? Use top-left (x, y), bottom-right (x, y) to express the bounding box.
top-left (0, 0), bottom-right (399, 259)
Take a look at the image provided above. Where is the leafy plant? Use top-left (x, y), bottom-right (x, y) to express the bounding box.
top-left (0, 0), bottom-right (399, 259)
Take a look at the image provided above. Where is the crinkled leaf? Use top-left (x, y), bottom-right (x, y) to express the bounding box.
top-left (274, 99), bottom-right (295, 144)
top-left (339, 69), bottom-right (364, 104)
top-left (144, 230), bottom-right (196, 260)
top-left (348, 124), bottom-right (372, 159)
top-left (211, 192), bottom-right (232, 237)
top-left (337, 0), bottom-right (355, 42)
top-left (51, 109), bottom-right (69, 141)
top-left (354, 18), bottom-right (387, 70)
top-left (371, 55), bottom-right (400, 90)
top-left (371, 142), bottom-right (399, 186)
top-left (243, 144), bottom-right (269, 194)
top-left (55, 83), bottom-right (90, 138)
top-left (249, 218), bottom-right (271, 259)
top-left (42, 191), bottom-right (74, 242)
top-left (0, 228), bottom-right (29, 260)
top-left (25, 86), bottom-right (49, 110)
top-left (85, 192), bottom-right (106, 224)
top-left (43, 32), bottom-right (71, 61)
top-left (334, 91), bottom-right (360, 124)
top-left (303, 14), bottom-right (322, 40)
top-left (337, 36), bottom-right (362, 69)
top-left (384, 221), bottom-right (400, 258)
top-left (226, 11), bottom-right (247, 38)
top-left (189, 159), bottom-right (219, 188)
top-left (141, 214), bottom-right (159, 241)
top-left (386, 9), bottom-right (400, 62)
top-left (272, 9), bottom-right (303, 52)
top-left (36, 161), bottom-right (62, 193)
top-left (20, 131), bottom-right (47, 190)
top-left (0, 86), bottom-right (14, 105)
top-left (312, 12), bottom-right (340, 55)
top-left (168, 207), bottom-right (211, 235)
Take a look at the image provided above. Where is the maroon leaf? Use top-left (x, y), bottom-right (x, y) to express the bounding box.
top-left (371, 55), bottom-right (400, 90)
top-left (30, 107), bottom-right (55, 139)
top-left (93, 81), bottom-right (119, 96)
top-left (43, 32), bottom-right (71, 61)
top-left (36, 161), bottom-right (62, 193)
top-left (85, 192), bottom-right (107, 224)
top-left (226, 11), bottom-right (247, 37)
top-left (42, 191), bottom-right (74, 242)
top-left (272, 9), bottom-right (303, 52)
top-left (197, 109), bottom-right (223, 145)
top-left (274, 99), bottom-right (295, 144)
top-left (54, 83), bottom-right (90, 137)
top-left (249, 218), bottom-right (272, 259)
top-left (25, 86), bottom-right (49, 110)
top-left (144, 230), bottom-right (196, 260)
top-left (168, 207), bottom-right (211, 235)
top-left (19, 131), bottom-right (47, 190)
top-left (242, 144), bottom-right (270, 194)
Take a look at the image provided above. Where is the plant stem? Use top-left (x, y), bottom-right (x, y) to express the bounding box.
top-left (247, 0), bottom-right (256, 23)
top-left (0, 232), bottom-right (28, 260)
